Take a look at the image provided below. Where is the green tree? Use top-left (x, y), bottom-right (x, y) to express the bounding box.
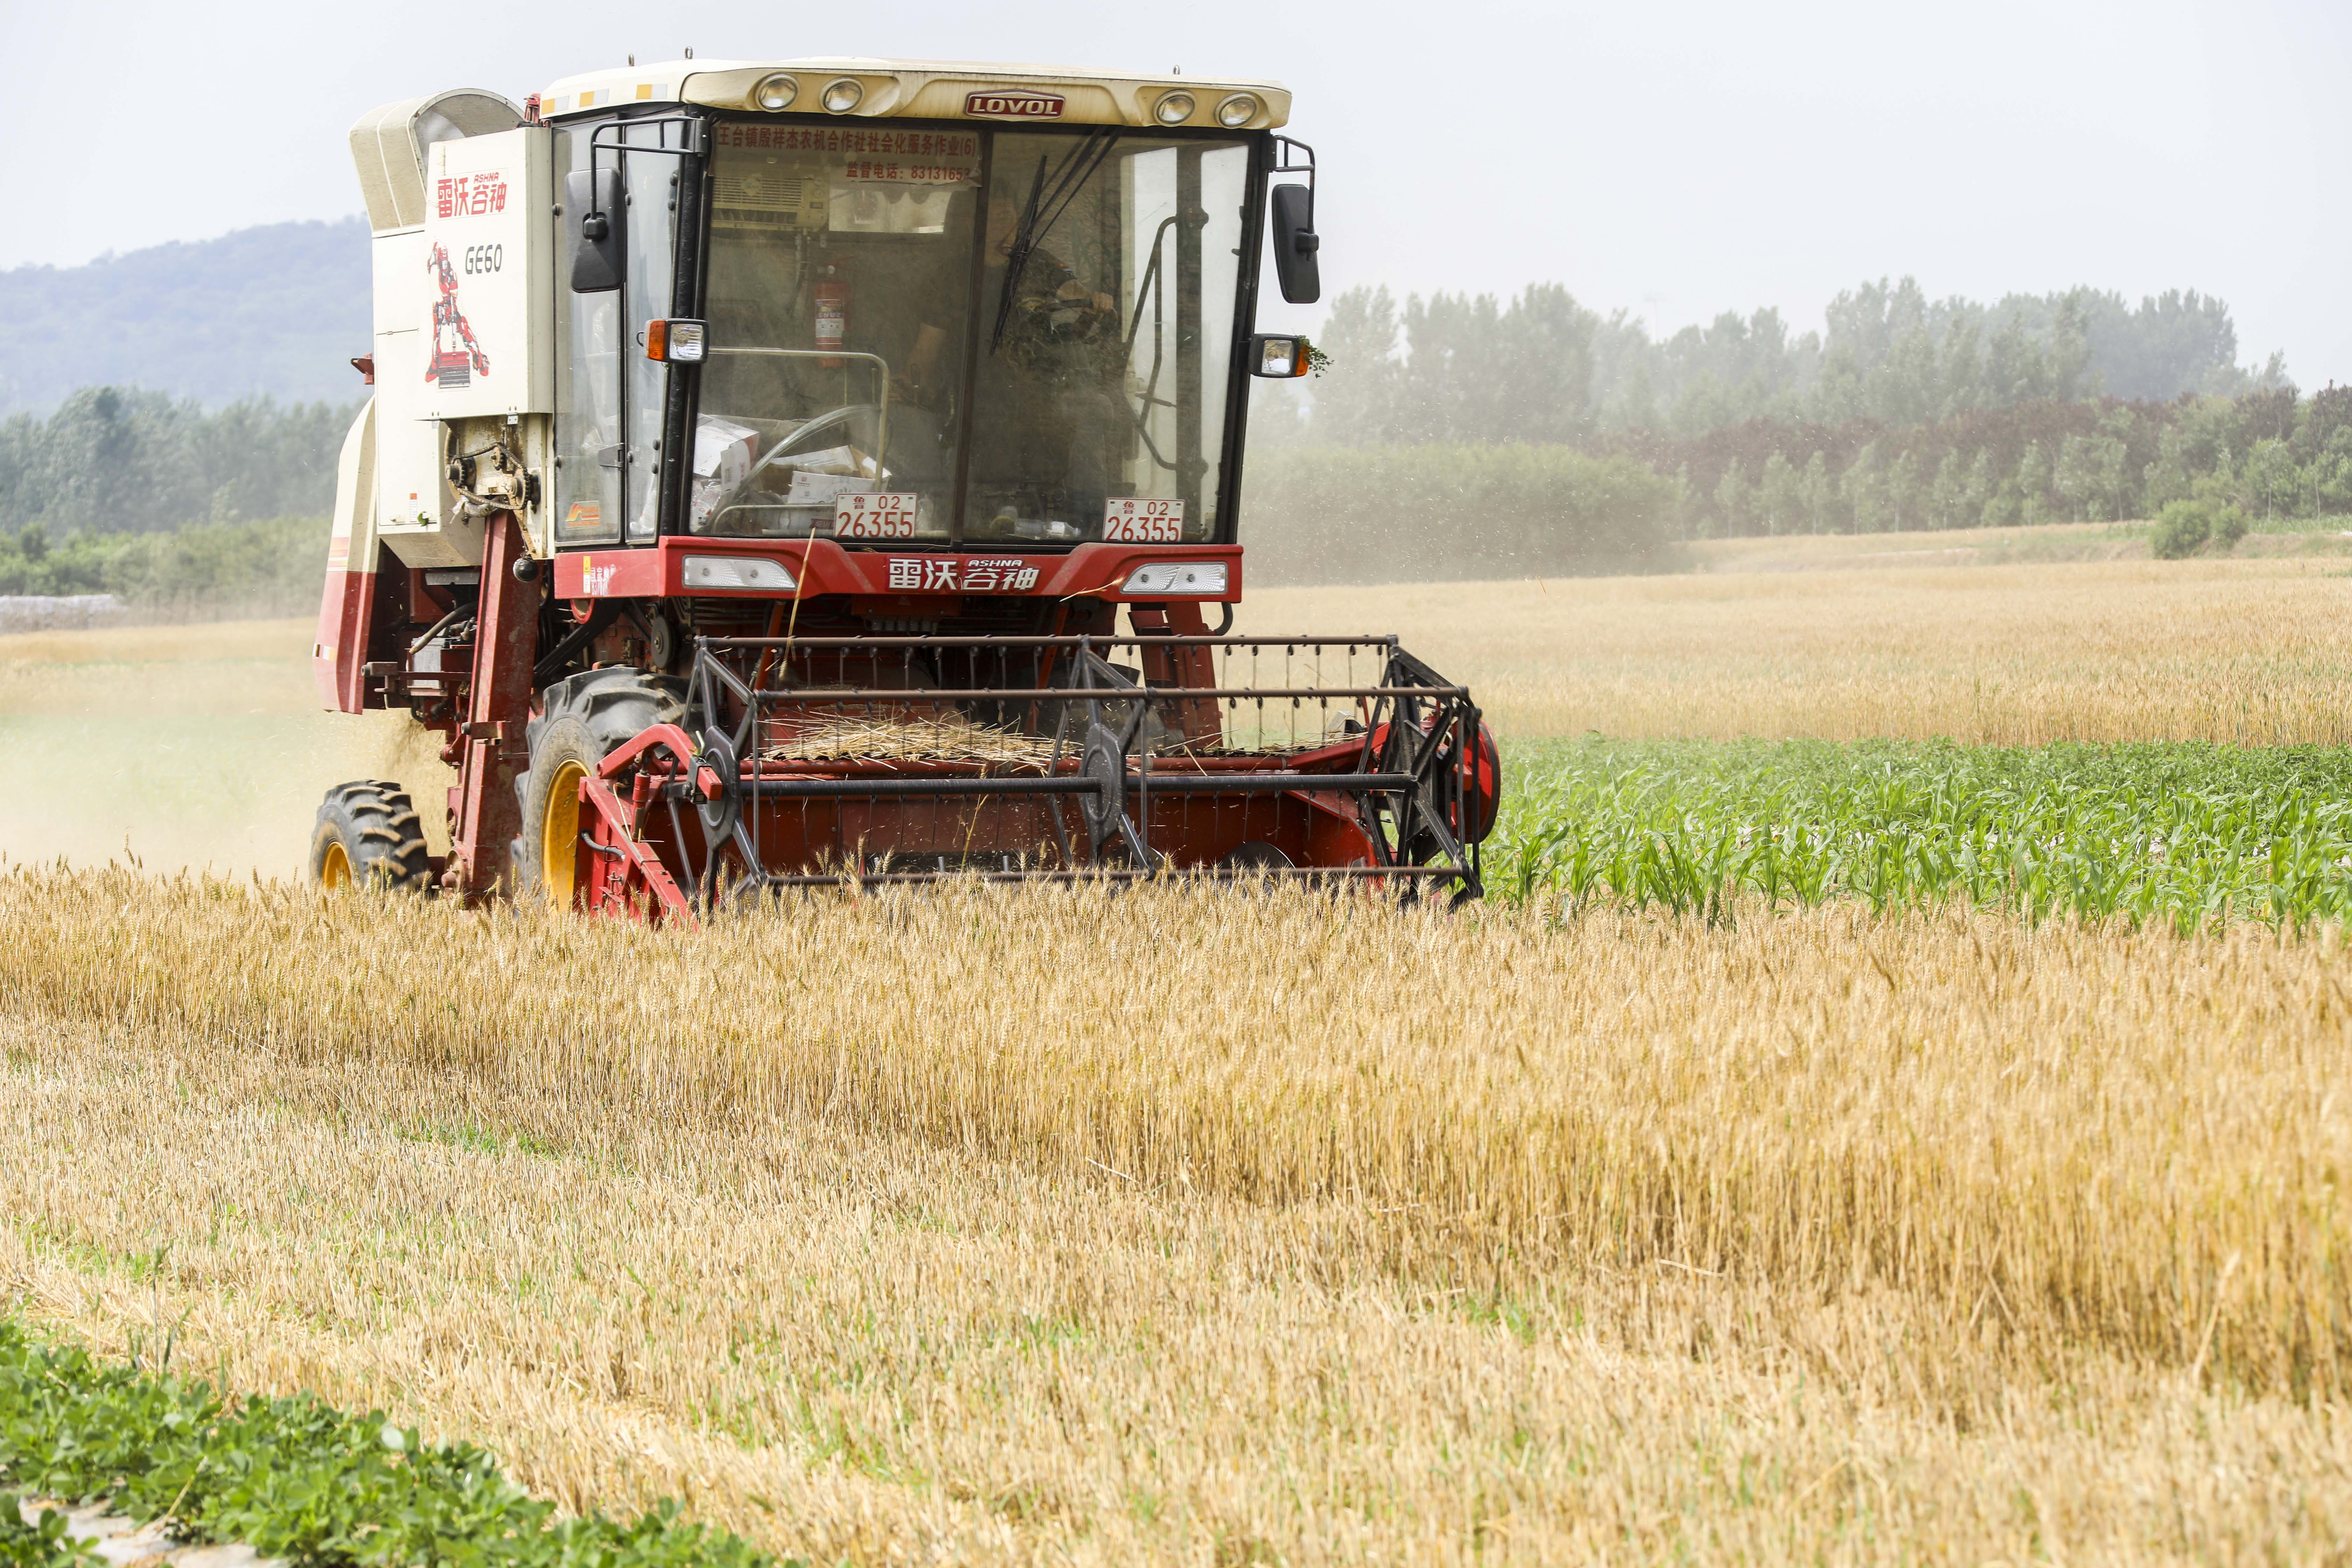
top-left (1983, 312), bottom-right (2047, 404)
top-left (1799, 450), bottom-right (1838, 533)
top-left (1670, 462), bottom-right (1702, 541)
top-left (1309, 286), bottom-right (1404, 445)
top-left (1809, 342), bottom-right (1868, 426)
top-left (1928, 449), bottom-right (1966, 530)
top-left (1887, 449), bottom-right (1924, 530)
top-left (1874, 331), bottom-right (1942, 427)
top-left (2244, 438), bottom-right (2300, 526)
top-left (2140, 427), bottom-right (2191, 514)
top-left (1842, 441), bottom-right (1886, 532)
top-left (2055, 434), bottom-right (2128, 522)
top-left (1671, 372), bottom-right (1737, 439)
top-left (1983, 477), bottom-right (2023, 528)
top-left (1608, 358), bottom-right (1659, 431)
top-left (1962, 448), bottom-right (1994, 525)
top-left (1939, 317), bottom-right (1984, 416)
top-left (1757, 451), bottom-right (1800, 534)
top-left (1713, 463), bottom-right (1755, 536)
top-left (2016, 441), bottom-right (2052, 526)
top-left (2046, 294), bottom-right (2095, 400)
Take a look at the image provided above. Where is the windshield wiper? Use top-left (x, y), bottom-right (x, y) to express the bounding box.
top-left (989, 129), bottom-right (1116, 354)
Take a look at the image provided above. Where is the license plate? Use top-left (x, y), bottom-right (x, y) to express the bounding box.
top-left (835, 492), bottom-right (920, 540)
top-left (1103, 497), bottom-right (1184, 542)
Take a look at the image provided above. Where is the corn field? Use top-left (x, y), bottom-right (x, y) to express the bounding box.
top-left (1492, 737), bottom-right (2352, 927)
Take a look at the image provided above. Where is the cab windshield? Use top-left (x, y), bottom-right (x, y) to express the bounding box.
top-left (689, 123), bottom-right (1251, 547)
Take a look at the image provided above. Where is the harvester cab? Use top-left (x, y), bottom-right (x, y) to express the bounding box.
top-left (311, 57), bottom-right (1499, 913)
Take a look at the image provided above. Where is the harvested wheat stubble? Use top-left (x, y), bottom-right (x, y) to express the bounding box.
top-left (6, 876), bottom-right (2352, 1563)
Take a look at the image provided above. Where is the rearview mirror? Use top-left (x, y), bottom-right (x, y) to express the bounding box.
top-left (1269, 183), bottom-right (1320, 304)
top-left (566, 168), bottom-right (625, 293)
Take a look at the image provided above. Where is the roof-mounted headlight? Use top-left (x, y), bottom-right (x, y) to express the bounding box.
top-left (752, 72), bottom-right (798, 111)
top-left (1215, 93), bottom-right (1259, 128)
top-left (821, 77), bottom-right (864, 114)
top-left (1154, 90), bottom-right (1196, 126)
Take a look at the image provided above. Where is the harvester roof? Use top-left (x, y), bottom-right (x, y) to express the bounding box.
top-left (539, 56), bottom-right (1290, 131)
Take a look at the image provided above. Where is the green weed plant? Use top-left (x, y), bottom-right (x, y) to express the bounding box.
top-left (0, 1320), bottom-right (786, 1568)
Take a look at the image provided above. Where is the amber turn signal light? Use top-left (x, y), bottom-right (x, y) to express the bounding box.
top-left (644, 319), bottom-right (707, 363)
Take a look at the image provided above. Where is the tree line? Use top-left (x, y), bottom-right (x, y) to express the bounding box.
top-left (1247, 275), bottom-right (2334, 540)
top-left (0, 386), bottom-right (356, 536)
top-left (1269, 275), bottom-right (2286, 452)
top-left (1630, 386), bottom-right (2350, 538)
top-left (0, 264), bottom-right (2324, 609)
top-left (0, 514), bottom-right (329, 615)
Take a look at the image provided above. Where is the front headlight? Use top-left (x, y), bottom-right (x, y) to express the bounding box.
top-left (753, 72), bottom-right (799, 111)
top-left (682, 555), bottom-right (797, 591)
top-left (1215, 93), bottom-right (1259, 128)
top-left (1121, 561), bottom-right (1228, 596)
top-left (821, 77), bottom-right (864, 113)
top-left (1154, 90), bottom-right (1196, 125)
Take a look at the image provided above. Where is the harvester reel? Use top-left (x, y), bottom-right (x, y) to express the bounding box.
top-left (694, 728), bottom-right (742, 845)
top-left (1078, 722), bottom-right (1127, 850)
top-left (1071, 653), bottom-right (1157, 866)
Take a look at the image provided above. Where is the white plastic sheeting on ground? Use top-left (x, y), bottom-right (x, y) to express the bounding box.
top-left (0, 594), bottom-right (127, 633)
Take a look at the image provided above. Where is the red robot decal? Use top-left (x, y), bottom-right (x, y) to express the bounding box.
top-left (424, 243), bottom-right (491, 387)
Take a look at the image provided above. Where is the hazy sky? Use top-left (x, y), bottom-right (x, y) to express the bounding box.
top-left (6, 0), bottom-right (2348, 381)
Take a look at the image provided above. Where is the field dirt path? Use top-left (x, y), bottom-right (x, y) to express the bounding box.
top-left (15, 1498), bottom-right (274, 1566)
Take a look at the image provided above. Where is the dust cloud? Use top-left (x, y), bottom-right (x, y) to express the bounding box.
top-left (0, 618), bottom-right (455, 882)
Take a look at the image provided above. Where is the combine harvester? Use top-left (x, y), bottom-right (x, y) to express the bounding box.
top-left (312, 55), bottom-right (1499, 914)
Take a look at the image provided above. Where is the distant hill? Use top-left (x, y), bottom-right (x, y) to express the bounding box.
top-left (0, 219), bottom-right (370, 416)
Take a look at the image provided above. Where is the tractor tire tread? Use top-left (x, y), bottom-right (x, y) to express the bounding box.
top-left (514, 667), bottom-right (684, 901)
top-left (309, 779), bottom-right (436, 894)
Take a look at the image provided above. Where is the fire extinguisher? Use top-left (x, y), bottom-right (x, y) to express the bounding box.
top-left (814, 264), bottom-right (847, 368)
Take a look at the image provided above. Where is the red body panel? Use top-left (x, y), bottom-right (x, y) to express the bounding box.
top-left (450, 513), bottom-right (539, 896)
top-left (313, 531), bottom-right (374, 714)
top-left (575, 749), bottom-right (1384, 922)
top-left (549, 539), bottom-right (1242, 605)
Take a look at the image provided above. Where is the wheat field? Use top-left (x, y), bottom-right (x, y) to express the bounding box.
top-left (1246, 556), bottom-right (2352, 745)
top-left (9, 555), bottom-right (2352, 1561)
top-left (8, 871), bottom-right (2352, 1562)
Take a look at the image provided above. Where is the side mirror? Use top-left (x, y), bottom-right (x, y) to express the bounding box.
top-left (1269, 183), bottom-right (1320, 304)
top-left (1248, 334), bottom-right (1312, 379)
top-left (566, 168), bottom-right (625, 293)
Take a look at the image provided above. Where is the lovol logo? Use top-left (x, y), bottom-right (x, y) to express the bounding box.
top-left (964, 89), bottom-right (1064, 119)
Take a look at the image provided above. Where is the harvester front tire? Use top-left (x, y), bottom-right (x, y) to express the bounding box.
top-left (513, 667), bottom-right (685, 906)
top-left (308, 780), bottom-right (433, 893)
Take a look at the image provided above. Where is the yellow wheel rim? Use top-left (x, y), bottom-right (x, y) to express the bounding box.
top-left (319, 839), bottom-right (353, 890)
top-left (542, 758), bottom-right (588, 906)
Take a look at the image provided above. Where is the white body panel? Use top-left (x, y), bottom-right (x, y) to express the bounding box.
top-left (539, 57), bottom-right (1289, 132)
top-left (330, 400), bottom-right (378, 573)
top-left (336, 88), bottom-right (528, 576)
top-left (418, 128), bottom-right (554, 419)
top-left (367, 227), bottom-right (479, 569)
